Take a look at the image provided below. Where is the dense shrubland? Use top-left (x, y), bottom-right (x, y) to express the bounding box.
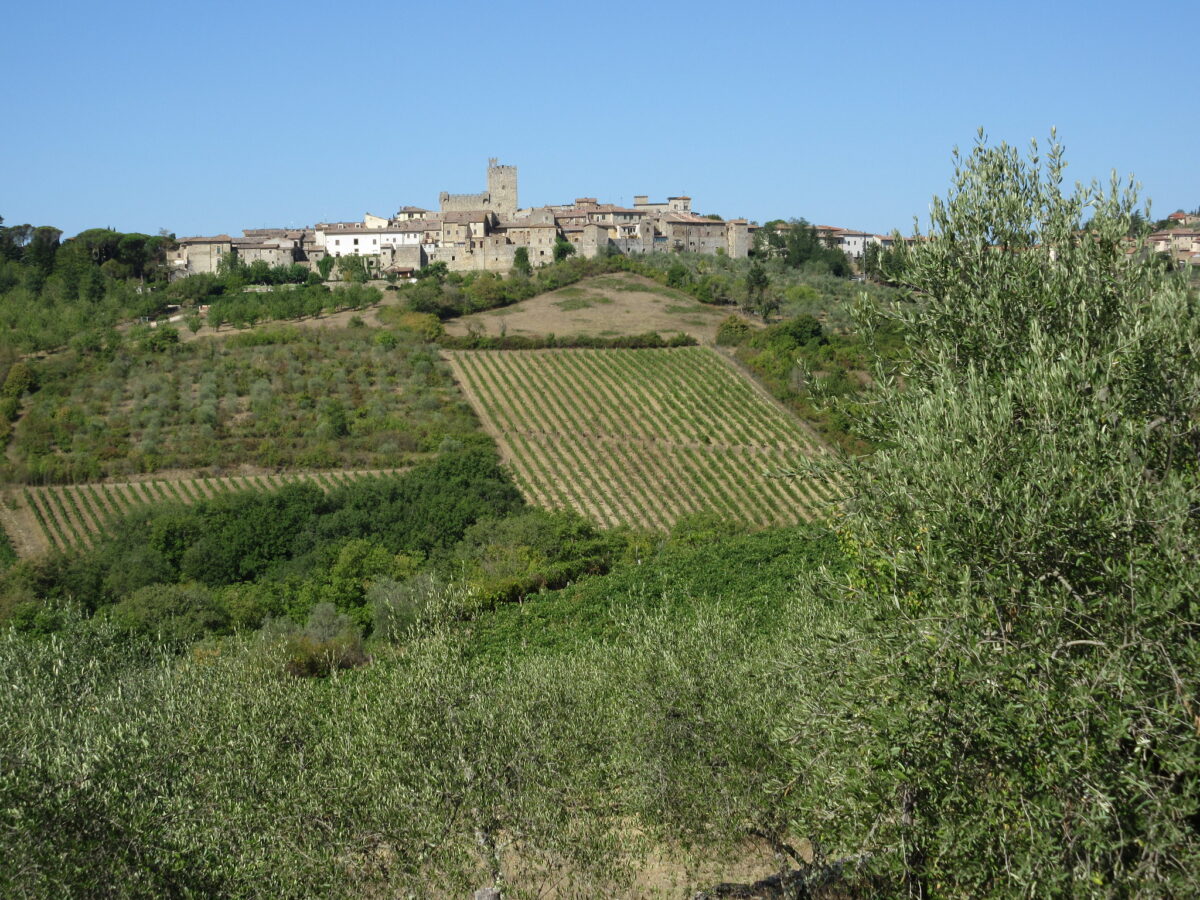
top-left (0, 558), bottom-right (832, 897)
top-left (2, 429), bottom-right (836, 660)
top-left (0, 449), bottom-right (644, 643)
top-left (716, 311), bottom-right (906, 454)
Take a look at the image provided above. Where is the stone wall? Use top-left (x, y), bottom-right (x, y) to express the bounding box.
top-left (381, 243), bottom-right (426, 272)
top-left (438, 159), bottom-right (518, 216)
top-left (235, 246), bottom-right (295, 268)
top-left (659, 220), bottom-right (727, 254)
top-left (579, 223), bottom-right (610, 259)
top-left (726, 221), bottom-right (751, 259)
top-left (439, 191), bottom-right (490, 213)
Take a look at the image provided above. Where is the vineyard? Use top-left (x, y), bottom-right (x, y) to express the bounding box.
top-left (446, 347), bottom-right (842, 530)
top-left (0, 469), bottom-right (403, 558)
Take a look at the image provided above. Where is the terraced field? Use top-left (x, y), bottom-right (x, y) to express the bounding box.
top-left (0, 469), bottom-right (404, 558)
top-left (447, 347), bottom-right (842, 531)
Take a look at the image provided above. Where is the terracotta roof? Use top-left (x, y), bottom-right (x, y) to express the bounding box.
top-left (178, 234), bottom-right (232, 244)
top-left (390, 219), bottom-right (439, 233)
top-left (318, 223), bottom-right (430, 236)
top-left (441, 211), bottom-right (488, 224)
top-left (242, 228), bottom-right (308, 237)
top-left (663, 213), bottom-right (724, 225)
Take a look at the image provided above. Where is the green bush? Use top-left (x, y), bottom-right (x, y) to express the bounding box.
top-left (714, 315), bottom-right (752, 346)
top-left (108, 582), bottom-right (229, 643)
top-left (282, 603), bottom-right (368, 677)
top-left (0, 597), bottom-right (819, 895)
top-left (780, 133), bottom-right (1200, 894)
top-left (1, 361), bottom-right (34, 398)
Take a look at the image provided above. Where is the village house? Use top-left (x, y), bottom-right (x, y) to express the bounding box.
top-left (168, 160), bottom-right (828, 277)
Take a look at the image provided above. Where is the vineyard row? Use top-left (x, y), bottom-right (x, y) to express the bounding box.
top-left (447, 347), bottom-right (842, 532)
top-left (2, 469), bottom-right (405, 558)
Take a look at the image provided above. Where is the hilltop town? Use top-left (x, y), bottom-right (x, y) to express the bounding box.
top-left (167, 159), bottom-right (898, 279)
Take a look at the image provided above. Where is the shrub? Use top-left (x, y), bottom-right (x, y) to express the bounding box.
top-left (108, 582), bottom-right (229, 644)
top-left (1, 361), bottom-right (34, 398)
top-left (714, 315), bottom-right (752, 346)
top-left (282, 602), bottom-right (367, 677)
top-left (780, 132), bottom-right (1200, 893)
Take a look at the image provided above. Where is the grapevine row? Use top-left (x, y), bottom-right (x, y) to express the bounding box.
top-left (445, 348), bottom-right (842, 531)
top-left (4, 469), bottom-right (407, 557)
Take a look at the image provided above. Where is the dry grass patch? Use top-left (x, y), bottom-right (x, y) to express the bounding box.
top-left (445, 273), bottom-right (742, 344)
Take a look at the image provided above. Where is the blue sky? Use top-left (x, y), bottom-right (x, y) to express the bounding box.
top-left (1, 1), bottom-right (1193, 239)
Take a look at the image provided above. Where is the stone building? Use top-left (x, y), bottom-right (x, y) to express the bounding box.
top-left (438, 158), bottom-right (518, 217)
top-left (168, 235), bottom-right (232, 277)
top-left (170, 229), bottom-right (317, 278)
top-left (172, 159), bottom-right (758, 279)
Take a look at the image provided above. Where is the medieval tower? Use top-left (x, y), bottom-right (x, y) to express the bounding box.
top-left (439, 159), bottom-right (518, 215)
top-left (487, 158), bottom-right (518, 216)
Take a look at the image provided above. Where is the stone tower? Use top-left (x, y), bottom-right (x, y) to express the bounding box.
top-left (487, 158), bottom-right (518, 217)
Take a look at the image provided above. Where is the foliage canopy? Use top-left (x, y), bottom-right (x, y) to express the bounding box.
top-left (782, 131), bottom-right (1200, 894)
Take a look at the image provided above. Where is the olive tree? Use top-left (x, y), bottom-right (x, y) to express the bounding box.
top-left (780, 131), bottom-right (1200, 895)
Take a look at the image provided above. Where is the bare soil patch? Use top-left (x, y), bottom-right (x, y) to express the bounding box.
top-left (445, 273), bottom-right (744, 344)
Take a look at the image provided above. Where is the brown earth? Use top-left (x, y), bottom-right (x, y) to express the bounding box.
top-left (444, 273), bottom-right (750, 344)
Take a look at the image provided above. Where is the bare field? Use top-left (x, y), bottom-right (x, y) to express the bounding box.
top-left (444, 273), bottom-right (742, 343)
top-left (446, 347), bottom-right (841, 532)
